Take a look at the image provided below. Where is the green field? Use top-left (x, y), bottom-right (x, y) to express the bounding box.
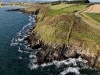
top-left (50, 4), bottom-right (74, 10)
top-left (86, 13), bottom-right (100, 23)
top-left (47, 4), bottom-right (88, 16)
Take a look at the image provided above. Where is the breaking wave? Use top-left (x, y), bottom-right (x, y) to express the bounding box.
top-left (10, 14), bottom-right (36, 53)
top-left (28, 56), bottom-right (88, 70)
top-left (60, 67), bottom-right (80, 75)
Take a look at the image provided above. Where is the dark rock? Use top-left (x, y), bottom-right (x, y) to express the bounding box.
top-left (63, 50), bottom-right (79, 58)
top-left (24, 36), bottom-right (29, 41)
top-left (6, 9), bottom-right (20, 12)
top-left (32, 43), bottom-right (42, 49)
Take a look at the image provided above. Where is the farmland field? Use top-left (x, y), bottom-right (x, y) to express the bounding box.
top-left (84, 4), bottom-right (100, 13)
top-left (86, 13), bottom-right (100, 23)
top-left (48, 4), bottom-right (88, 16)
top-left (77, 4), bottom-right (100, 27)
top-left (50, 4), bottom-right (74, 10)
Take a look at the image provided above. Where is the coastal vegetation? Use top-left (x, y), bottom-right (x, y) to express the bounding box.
top-left (28, 3), bottom-right (100, 51)
top-left (86, 13), bottom-right (100, 23)
top-left (21, 2), bottom-right (100, 69)
top-left (34, 4), bottom-right (98, 50)
top-left (50, 4), bottom-right (74, 10)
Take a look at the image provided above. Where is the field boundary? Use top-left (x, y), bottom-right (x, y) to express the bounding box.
top-left (75, 5), bottom-right (100, 31)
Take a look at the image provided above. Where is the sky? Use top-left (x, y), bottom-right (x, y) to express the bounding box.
top-left (0, 0), bottom-right (100, 2)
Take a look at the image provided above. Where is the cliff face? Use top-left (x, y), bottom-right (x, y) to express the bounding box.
top-left (23, 4), bottom-right (100, 69)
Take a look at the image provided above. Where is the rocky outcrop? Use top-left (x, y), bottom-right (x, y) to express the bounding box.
top-left (24, 32), bottom-right (79, 65)
top-left (24, 27), bottom-right (98, 69)
top-left (6, 9), bottom-right (20, 12)
top-left (20, 8), bottom-right (40, 15)
top-left (6, 8), bottom-right (40, 15)
top-left (6, 4), bottom-right (47, 15)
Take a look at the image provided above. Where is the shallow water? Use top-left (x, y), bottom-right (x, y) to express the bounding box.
top-left (0, 7), bottom-right (100, 75)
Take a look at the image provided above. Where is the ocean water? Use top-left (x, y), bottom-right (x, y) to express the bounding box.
top-left (0, 7), bottom-right (100, 75)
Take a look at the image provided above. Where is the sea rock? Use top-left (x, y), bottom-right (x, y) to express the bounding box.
top-left (6, 9), bottom-right (20, 12)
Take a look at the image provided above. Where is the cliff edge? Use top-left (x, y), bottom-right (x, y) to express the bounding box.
top-left (23, 4), bottom-right (100, 70)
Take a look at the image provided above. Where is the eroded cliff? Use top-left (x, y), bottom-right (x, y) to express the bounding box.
top-left (23, 4), bottom-right (100, 69)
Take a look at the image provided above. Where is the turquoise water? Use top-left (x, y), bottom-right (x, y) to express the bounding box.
top-left (0, 7), bottom-right (100, 75)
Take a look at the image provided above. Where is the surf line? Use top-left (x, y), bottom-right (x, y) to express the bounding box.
top-left (10, 14), bottom-right (36, 52)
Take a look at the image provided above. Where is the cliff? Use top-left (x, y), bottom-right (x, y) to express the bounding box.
top-left (23, 4), bottom-right (100, 69)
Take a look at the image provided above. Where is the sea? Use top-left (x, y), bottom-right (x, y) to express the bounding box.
top-left (0, 6), bottom-right (100, 75)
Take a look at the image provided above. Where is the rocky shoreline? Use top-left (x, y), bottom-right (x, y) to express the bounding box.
top-left (7, 5), bottom-right (100, 70)
top-left (24, 26), bottom-right (100, 69)
top-left (25, 7), bottom-right (100, 70)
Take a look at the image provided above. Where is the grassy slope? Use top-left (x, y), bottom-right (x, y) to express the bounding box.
top-left (48, 4), bottom-right (88, 16)
top-left (77, 10), bottom-right (100, 28)
top-left (33, 4), bottom-right (100, 53)
top-left (50, 4), bottom-right (75, 10)
top-left (86, 13), bottom-right (100, 23)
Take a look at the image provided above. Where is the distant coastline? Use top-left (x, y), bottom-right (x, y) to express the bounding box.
top-left (2, 6), bottom-right (26, 8)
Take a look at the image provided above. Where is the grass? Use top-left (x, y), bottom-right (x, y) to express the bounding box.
top-left (48, 4), bottom-right (88, 16)
top-left (86, 13), bottom-right (100, 23)
top-left (34, 14), bottom-right (77, 47)
top-left (69, 19), bottom-right (100, 53)
top-left (76, 8), bottom-right (100, 28)
top-left (32, 3), bottom-right (100, 53)
top-left (50, 4), bottom-right (75, 10)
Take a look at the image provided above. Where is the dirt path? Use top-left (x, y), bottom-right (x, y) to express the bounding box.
top-left (75, 4), bottom-right (100, 30)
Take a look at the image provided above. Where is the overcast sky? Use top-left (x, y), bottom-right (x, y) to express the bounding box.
top-left (0, 0), bottom-right (100, 2)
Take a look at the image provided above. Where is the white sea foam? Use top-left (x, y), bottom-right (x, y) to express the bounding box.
top-left (10, 14), bottom-right (35, 48)
top-left (77, 56), bottom-right (88, 63)
top-left (18, 38), bottom-right (23, 42)
top-left (29, 62), bottom-right (54, 70)
top-left (29, 56), bottom-right (88, 70)
top-left (29, 64), bottom-right (39, 70)
top-left (52, 58), bottom-right (77, 67)
top-left (18, 49), bottom-right (23, 53)
top-left (10, 42), bottom-right (18, 46)
top-left (82, 59), bottom-right (88, 63)
top-left (18, 57), bottom-right (22, 59)
top-left (53, 60), bottom-right (63, 68)
top-left (41, 63), bottom-right (47, 67)
top-left (77, 56), bottom-right (83, 62)
top-left (10, 38), bottom-right (18, 46)
top-left (29, 54), bottom-right (36, 59)
top-left (18, 47), bottom-right (23, 53)
top-left (60, 67), bottom-right (80, 75)
top-left (24, 51), bottom-right (29, 53)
